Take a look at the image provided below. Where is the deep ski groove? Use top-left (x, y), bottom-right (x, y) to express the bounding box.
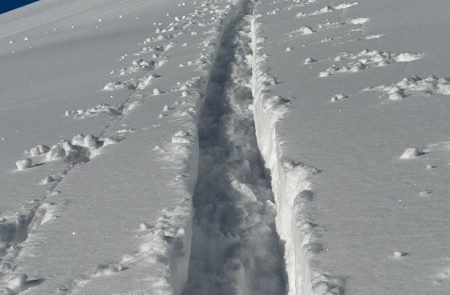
top-left (183, 1), bottom-right (287, 294)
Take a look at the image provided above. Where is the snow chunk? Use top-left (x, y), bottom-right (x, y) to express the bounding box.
top-left (46, 144), bottom-right (66, 161)
top-left (426, 163), bottom-right (435, 170)
top-left (103, 81), bottom-right (125, 91)
top-left (28, 144), bottom-right (50, 156)
top-left (393, 251), bottom-right (408, 258)
top-left (84, 134), bottom-right (99, 149)
top-left (41, 176), bottom-right (56, 185)
top-left (71, 134), bottom-right (85, 146)
top-left (348, 18), bottom-right (370, 25)
top-left (304, 57), bottom-right (316, 64)
top-left (365, 34), bottom-right (383, 40)
top-left (298, 26), bottom-right (314, 35)
top-left (387, 86), bottom-right (405, 101)
top-left (132, 58), bottom-right (154, 70)
top-left (319, 71), bottom-right (330, 78)
top-left (334, 2), bottom-right (359, 10)
top-left (7, 273), bottom-right (28, 292)
top-left (394, 52), bottom-right (423, 62)
top-left (16, 158), bottom-right (32, 170)
top-left (330, 94), bottom-right (348, 102)
top-left (400, 147), bottom-right (422, 159)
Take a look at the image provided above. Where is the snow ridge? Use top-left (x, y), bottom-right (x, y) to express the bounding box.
top-left (183, 0), bottom-right (287, 294)
top-left (251, 4), bottom-right (344, 295)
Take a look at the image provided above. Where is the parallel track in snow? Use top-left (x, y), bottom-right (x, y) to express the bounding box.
top-left (183, 1), bottom-right (287, 294)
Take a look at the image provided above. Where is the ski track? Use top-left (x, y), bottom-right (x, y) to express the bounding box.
top-left (182, 1), bottom-right (287, 295)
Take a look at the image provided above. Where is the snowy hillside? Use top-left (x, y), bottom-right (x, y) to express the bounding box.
top-left (1, 0), bottom-right (450, 294)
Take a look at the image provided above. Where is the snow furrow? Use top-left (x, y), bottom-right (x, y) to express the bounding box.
top-left (182, 1), bottom-right (287, 294)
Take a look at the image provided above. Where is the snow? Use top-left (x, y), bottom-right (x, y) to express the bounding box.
top-left (400, 147), bottom-right (422, 159)
top-left (2, 0), bottom-right (450, 294)
top-left (0, 0), bottom-right (212, 293)
top-left (182, 3), bottom-right (285, 294)
top-left (15, 158), bottom-right (32, 171)
top-left (252, 0), bottom-right (450, 294)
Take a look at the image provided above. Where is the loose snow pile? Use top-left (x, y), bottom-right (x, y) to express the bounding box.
top-left (365, 75), bottom-right (450, 101)
top-left (319, 50), bottom-right (423, 77)
top-left (15, 134), bottom-right (115, 172)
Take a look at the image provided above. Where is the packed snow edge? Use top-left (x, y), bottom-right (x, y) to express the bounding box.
top-left (250, 7), bottom-right (344, 295)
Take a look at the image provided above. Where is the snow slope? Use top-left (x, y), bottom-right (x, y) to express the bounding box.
top-left (2, 0), bottom-right (450, 294)
top-left (253, 0), bottom-right (450, 294)
top-left (0, 0), bottom-right (228, 293)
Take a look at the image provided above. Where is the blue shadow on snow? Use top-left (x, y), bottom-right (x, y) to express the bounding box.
top-left (0, 0), bottom-right (39, 14)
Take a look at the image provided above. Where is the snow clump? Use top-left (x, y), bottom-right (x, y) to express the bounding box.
top-left (400, 147), bottom-right (422, 159)
top-left (16, 158), bottom-right (32, 170)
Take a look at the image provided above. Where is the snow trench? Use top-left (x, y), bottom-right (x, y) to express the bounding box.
top-left (182, 1), bottom-right (287, 294)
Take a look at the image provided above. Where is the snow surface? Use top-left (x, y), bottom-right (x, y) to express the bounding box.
top-left (1, 0), bottom-right (450, 294)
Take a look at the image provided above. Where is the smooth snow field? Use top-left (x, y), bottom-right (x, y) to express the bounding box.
top-left (1, 0), bottom-right (450, 294)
